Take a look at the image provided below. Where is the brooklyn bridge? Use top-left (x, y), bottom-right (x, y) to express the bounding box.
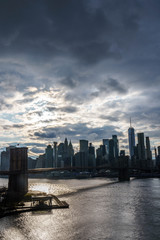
top-left (0, 146), bottom-right (155, 196)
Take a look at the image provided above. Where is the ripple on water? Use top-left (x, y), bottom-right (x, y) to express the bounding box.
top-left (29, 182), bottom-right (76, 196)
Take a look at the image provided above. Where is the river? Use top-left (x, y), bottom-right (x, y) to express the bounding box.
top-left (0, 177), bottom-right (160, 240)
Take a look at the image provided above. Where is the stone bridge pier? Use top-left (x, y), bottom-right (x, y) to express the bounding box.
top-left (8, 146), bottom-right (28, 197)
top-left (118, 156), bottom-right (130, 181)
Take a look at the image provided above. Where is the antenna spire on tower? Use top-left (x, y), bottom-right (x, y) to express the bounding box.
top-left (130, 117), bottom-right (132, 128)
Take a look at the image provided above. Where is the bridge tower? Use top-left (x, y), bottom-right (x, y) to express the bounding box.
top-left (8, 146), bottom-right (28, 197)
top-left (118, 156), bottom-right (130, 181)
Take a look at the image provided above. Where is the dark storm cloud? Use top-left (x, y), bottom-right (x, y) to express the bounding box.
top-left (2, 123), bottom-right (33, 130)
top-left (25, 142), bottom-right (46, 148)
top-left (34, 131), bottom-right (56, 139)
top-left (30, 147), bottom-right (44, 154)
top-left (99, 115), bottom-right (119, 122)
top-left (0, 0), bottom-right (141, 65)
top-left (60, 76), bottom-right (77, 89)
top-left (0, 0), bottom-right (160, 147)
top-left (60, 106), bottom-right (78, 113)
top-left (0, 0), bottom-right (159, 93)
top-left (93, 78), bottom-right (128, 97)
top-left (47, 106), bottom-right (78, 113)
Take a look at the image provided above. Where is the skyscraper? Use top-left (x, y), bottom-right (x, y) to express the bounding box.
top-left (128, 119), bottom-right (135, 159)
top-left (79, 140), bottom-right (88, 169)
top-left (80, 140), bottom-right (88, 152)
top-left (102, 139), bottom-right (109, 156)
top-left (112, 135), bottom-right (119, 159)
top-left (88, 143), bottom-right (96, 168)
top-left (53, 142), bottom-right (58, 167)
top-left (45, 145), bottom-right (53, 167)
top-left (157, 146), bottom-right (160, 156)
top-left (109, 139), bottom-right (114, 162)
top-left (146, 136), bottom-right (152, 160)
top-left (137, 133), bottom-right (145, 160)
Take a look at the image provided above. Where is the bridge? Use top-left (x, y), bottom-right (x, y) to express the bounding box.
top-left (0, 164), bottom-right (142, 182)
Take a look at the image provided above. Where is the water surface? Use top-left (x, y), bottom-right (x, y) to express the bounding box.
top-left (0, 178), bottom-right (160, 240)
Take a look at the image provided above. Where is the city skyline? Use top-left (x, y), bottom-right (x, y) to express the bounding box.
top-left (0, 0), bottom-right (160, 157)
top-left (0, 128), bottom-right (158, 160)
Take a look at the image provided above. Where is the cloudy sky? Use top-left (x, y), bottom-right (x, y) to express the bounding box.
top-left (0, 0), bottom-right (160, 157)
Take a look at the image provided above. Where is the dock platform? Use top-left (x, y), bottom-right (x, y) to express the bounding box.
top-left (0, 194), bottom-right (69, 218)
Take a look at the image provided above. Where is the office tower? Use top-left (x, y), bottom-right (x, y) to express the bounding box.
top-left (120, 150), bottom-right (125, 156)
top-left (80, 140), bottom-right (88, 152)
top-left (53, 142), bottom-right (58, 167)
top-left (155, 147), bottom-right (157, 158)
top-left (88, 143), bottom-right (96, 168)
top-left (45, 145), bottom-right (53, 168)
top-left (96, 146), bottom-right (103, 166)
top-left (89, 143), bottom-right (95, 155)
top-left (56, 139), bottom-right (74, 168)
top-left (137, 133), bottom-right (145, 160)
top-left (64, 138), bottom-right (69, 158)
top-left (1, 149), bottom-right (9, 171)
top-left (134, 145), bottom-right (138, 159)
top-left (146, 137), bottom-right (152, 160)
top-left (112, 135), bottom-right (119, 159)
top-left (35, 154), bottom-right (45, 168)
top-left (64, 139), bottom-right (73, 168)
top-left (57, 142), bottom-right (65, 167)
top-left (68, 140), bottom-right (74, 157)
top-left (8, 146), bottom-right (28, 194)
top-left (128, 119), bottom-right (135, 159)
top-left (0, 146), bottom-right (16, 171)
top-left (157, 146), bottom-right (160, 156)
top-left (103, 139), bottom-right (109, 155)
top-left (79, 140), bottom-right (88, 169)
top-left (109, 139), bottom-right (114, 161)
top-left (28, 157), bottom-right (37, 169)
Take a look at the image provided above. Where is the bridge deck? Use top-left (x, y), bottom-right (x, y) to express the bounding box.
top-left (0, 166), bottom-right (149, 175)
